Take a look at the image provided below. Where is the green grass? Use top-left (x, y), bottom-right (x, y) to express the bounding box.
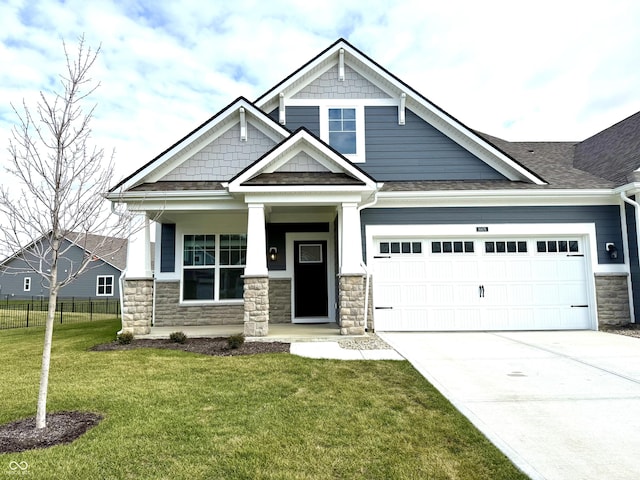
top-left (0, 320), bottom-right (527, 479)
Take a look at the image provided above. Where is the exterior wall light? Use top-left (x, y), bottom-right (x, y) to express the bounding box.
top-left (269, 247), bottom-right (278, 262)
top-left (606, 243), bottom-right (618, 260)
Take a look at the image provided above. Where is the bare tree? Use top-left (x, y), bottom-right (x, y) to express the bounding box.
top-left (0, 35), bottom-right (132, 429)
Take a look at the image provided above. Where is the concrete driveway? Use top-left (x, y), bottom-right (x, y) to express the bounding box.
top-left (379, 331), bottom-right (640, 480)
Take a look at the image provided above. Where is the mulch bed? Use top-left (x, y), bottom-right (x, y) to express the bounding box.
top-left (90, 337), bottom-right (290, 356)
top-left (0, 338), bottom-right (290, 454)
top-left (0, 412), bottom-right (102, 454)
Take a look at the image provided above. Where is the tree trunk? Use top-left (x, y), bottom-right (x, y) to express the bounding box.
top-left (35, 259), bottom-right (59, 429)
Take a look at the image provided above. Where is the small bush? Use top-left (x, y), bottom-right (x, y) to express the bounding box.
top-left (227, 334), bottom-right (245, 350)
top-left (117, 332), bottom-right (134, 345)
top-left (169, 331), bottom-right (187, 344)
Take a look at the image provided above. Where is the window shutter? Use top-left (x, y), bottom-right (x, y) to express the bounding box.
top-left (160, 224), bottom-right (176, 273)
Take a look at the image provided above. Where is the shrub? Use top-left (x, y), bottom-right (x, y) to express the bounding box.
top-left (169, 331), bottom-right (187, 344)
top-left (227, 334), bottom-right (245, 350)
top-left (117, 331), bottom-right (134, 345)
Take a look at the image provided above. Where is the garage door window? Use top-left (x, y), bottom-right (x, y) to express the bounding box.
top-left (432, 241), bottom-right (474, 254)
top-left (485, 241), bottom-right (527, 254)
top-left (537, 240), bottom-right (579, 253)
top-left (379, 241), bottom-right (422, 255)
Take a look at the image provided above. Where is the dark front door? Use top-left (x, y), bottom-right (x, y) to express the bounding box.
top-left (294, 240), bottom-right (328, 318)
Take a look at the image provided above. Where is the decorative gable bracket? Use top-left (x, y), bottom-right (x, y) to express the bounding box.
top-left (398, 93), bottom-right (406, 125)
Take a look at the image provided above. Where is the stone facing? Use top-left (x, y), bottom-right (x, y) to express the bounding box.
top-left (154, 281), bottom-right (243, 326)
top-left (339, 274), bottom-right (366, 335)
top-left (595, 274), bottom-right (631, 326)
top-left (269, 278), bottom-right (291, 324)
top-left (122, 279), bottom-right (153, 335)
top-left (243, 276), bottom-right (270, 337)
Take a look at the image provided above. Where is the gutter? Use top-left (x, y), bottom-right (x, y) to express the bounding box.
top-left (620, 191), bottom-right (640, 323)
top-left (357, 190), bottom-right (379, 332)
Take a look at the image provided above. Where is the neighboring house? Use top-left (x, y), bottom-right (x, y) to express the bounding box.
top-left (0, 233), bottom-right (127, 299)
top-left (108, 38), bottom-right (640, 336)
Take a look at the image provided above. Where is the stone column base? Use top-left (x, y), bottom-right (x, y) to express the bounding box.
top-left (243, 275), bottom-right (269, 337)
top-left (595, 273), bottom-right (631, 326)
top-left (339, 274), bottom-right (366, 335)
top-left (122, 278), bottom-right (153, 336)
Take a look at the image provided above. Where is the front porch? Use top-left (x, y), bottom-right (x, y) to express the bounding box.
top-left (145, 322), bottom-right (344, 341)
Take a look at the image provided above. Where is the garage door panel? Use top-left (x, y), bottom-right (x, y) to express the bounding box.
top-left (372, 236), bottom-right (592, 331)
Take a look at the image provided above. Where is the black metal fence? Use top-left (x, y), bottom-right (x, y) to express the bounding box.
top-left (0, 296), bottom-right (120, 330)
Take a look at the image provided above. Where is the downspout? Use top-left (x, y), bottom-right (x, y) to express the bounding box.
top-left (358, 190), bottom-right (379, 332)
top-left (620, 191), bottom-right (640, 323)
top-left (117, 268), bottom-right (126, 335)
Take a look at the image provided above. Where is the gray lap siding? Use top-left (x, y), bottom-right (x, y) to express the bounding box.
top-left (361, 205), bottom-right (624, 265)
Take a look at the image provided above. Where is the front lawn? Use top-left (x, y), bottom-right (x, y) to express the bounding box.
top-left (0, 320), bottom-right (527, 479)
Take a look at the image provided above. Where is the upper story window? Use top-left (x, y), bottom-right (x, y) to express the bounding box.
top-left (96, 275), bottom-right (114, 296)
top-left (329, 108), bottom-right (356, 154)
top-left (319, 104), bottom-right (365, 163)
top-left (23, 277), bottom-right (31, 292)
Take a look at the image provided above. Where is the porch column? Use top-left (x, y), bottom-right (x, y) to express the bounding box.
top-left (122, 214), bottom-right (153, 336)
top-left (243, 203), bottom-right (269, 336)
top-left (339, 203), bottom-right (366, 335)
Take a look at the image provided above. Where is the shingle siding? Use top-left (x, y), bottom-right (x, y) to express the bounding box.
top-left (161, 123), bottom-right (277, 181)
top-left (292, 65), bottom-right (391, 99)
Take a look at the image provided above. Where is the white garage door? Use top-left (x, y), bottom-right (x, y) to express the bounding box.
top-left (372, 237), bottom-right (591, 331)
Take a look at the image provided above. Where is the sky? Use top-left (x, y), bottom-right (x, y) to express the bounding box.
top-left (1, 0), bottom-right (640, 184)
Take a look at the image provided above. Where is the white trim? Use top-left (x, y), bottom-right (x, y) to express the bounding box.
top-left (366, 223), bottom-right (600, 330)
top-left (275, 231), bottom-right (336, 324)
top-left (96, 275), bottom-right (115, 297)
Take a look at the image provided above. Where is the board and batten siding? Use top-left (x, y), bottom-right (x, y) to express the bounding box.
top-left (361, 205), bottom-right (624, 265)
top-left (363, 107), bottom-right (506, 181)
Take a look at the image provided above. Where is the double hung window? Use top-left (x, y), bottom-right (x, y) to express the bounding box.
top-left (328, 108), bottom-right (357, 154)
top-left (183, 234), bottom-right (246, 301)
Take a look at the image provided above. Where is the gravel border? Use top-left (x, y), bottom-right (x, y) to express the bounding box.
top-left (338, 333), bottom-right (393, 350)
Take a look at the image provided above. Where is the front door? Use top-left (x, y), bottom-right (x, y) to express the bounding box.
top-left (293, 240), bottom-right (328, 322)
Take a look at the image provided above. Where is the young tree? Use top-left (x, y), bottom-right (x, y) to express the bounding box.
top-left (0, 35), bottom-right (131, 429)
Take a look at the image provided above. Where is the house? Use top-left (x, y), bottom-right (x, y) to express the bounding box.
top-left (0, 233), bottom-right (127, 300)
top-left (108, 38), bottom-right (639, 336)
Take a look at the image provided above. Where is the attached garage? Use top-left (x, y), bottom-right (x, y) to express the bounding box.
top-left (370, 232), bottom-right (595, 331)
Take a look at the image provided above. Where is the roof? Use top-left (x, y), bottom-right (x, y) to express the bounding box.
top-left (0, 232), bottom-right (129, 272)
top-left (574, 111), bottom-right (640, 186)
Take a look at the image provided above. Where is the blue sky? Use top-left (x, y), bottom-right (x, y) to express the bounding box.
top-left (1, 0), bottom-right (640, 182)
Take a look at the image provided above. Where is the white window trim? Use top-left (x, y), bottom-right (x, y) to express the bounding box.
top-left (96, 275), bottom-right (114, 296)
top-left (319, 104), bottom-right (366, 163)
top-left (23, 277), bottom-right (31, 292)
top-left (180, 233), bottom-right (247, 304)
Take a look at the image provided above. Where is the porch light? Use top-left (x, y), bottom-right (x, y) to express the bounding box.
top-left (606, 243), bottom-right (618, 260)
top-left (269, 247), bottom-right (278, 262)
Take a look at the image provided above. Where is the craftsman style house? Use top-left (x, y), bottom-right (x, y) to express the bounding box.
top-left (108, 39), bottom-right (640, 336)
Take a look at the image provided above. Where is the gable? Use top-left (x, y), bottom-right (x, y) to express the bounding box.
top-left (160, 122), bottom-right (278, 182)
top-left (256, 39), bottom-right (545, 185)
top-left (292, 64), bottom-right (391, 100)
top-left (275, 151), bottom-right (330, 173)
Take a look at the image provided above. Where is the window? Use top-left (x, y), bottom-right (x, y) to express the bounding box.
top-left (379, 241), bottom-right (422, 255)
top-left (536, 240), bottom-right (579, 254)
top-left (299, 244), bottom-right (323, 263)
top-left (23, 277), bottom-right (31, 292)
top-left (96, 276), bottom-right (114, 296)
top-left (432, 241), bottom-right (474, 254)
top-left (328, 108), bottom-right (356, 154)
top-left (485, 241), bottom-right (527, 254)
top-left (183, 234), bottom-right (246, 301)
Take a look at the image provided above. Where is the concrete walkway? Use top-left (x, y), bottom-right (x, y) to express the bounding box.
top-left (290, 341), bottom-right (403, 360)
top-left (380, 331), bottom-right (640, 480)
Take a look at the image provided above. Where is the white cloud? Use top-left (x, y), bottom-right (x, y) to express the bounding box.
top-left (1, 0), bottom-right (640, 186)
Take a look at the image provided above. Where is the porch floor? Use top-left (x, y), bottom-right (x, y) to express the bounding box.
top-left (146, 322), bottom-right (350, 342)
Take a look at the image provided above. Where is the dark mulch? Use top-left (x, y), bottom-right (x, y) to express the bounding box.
top-left (0, 411), bottom-right (102, 453)
top-left (90, 337), bottom-right (290, 356)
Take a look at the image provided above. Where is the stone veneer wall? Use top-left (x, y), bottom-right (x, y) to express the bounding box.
top-left (339, 274), bottom-right (366, 335)
top-left (122, 279), bottom-right (153, 335)
top-left (154, 281), bottom-right (243, 326)
top-left (243, 276), bottom-right (269, 336)
top-left (269, 278), bottom-right (291, 324)
top-left (595, 274), bottom-right (631, 326)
